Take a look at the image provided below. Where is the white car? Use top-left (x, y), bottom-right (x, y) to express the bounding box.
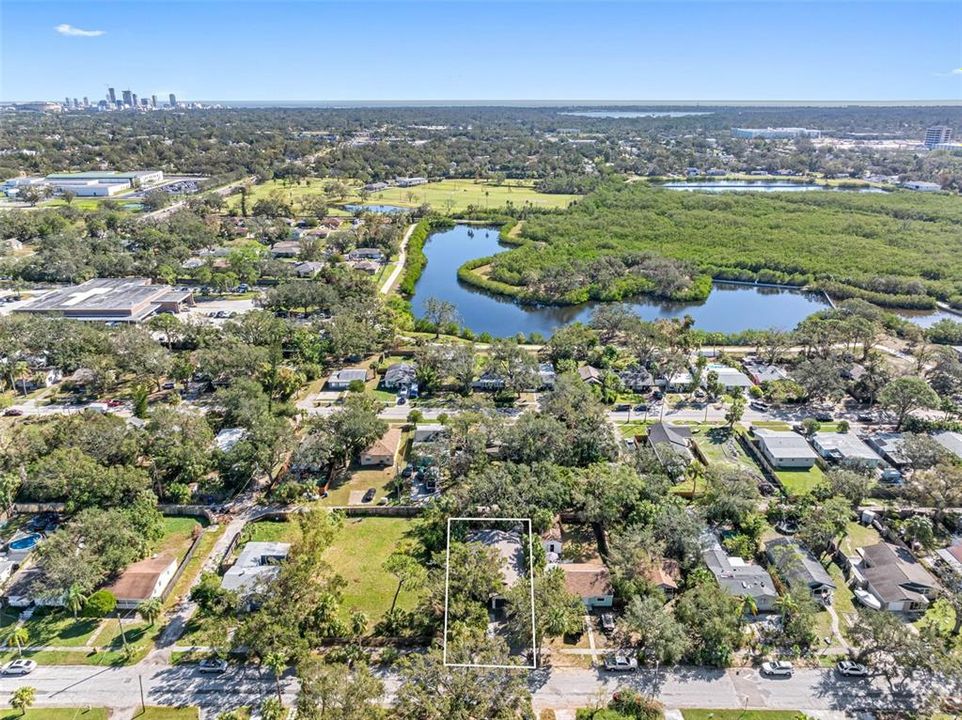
top-left (760, 660), bottom-right (794, 677)
top-left (1, 659), bottom-right (37, 675)
top-left (836, 660), bottom-right (869, 677)
top-left (197, 657), bottom-right (228, 674)
top-left (604, 653), bottom-right (638, 672)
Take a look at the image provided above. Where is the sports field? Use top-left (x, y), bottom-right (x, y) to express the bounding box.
top-left (225, 177), bottom-right (579, 215)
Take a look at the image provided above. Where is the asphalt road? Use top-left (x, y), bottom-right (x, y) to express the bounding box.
top-left (0, 663), bottom-right (909, 716)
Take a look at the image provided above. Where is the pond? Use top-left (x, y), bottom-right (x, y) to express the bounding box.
top-left (410, 224), bottom-right (832, 337)
top-left (660, 180), bottom-right (885, 193)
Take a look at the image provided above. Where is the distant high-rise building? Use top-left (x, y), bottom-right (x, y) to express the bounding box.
top-left (168, 93), bottom-right (177, 108)
top-left (83, 96), bottom-right (89, 107)
top-left (924, 126), bottom-right (953, 148)
top-left (131, 93), bottom-right (138, 107)
top-left (122, 89), bottom-right (133, 106)
top-left (108, 87), bottom-right (116, 104)
top-left (65, 97), bottom-right (71, 108)
top-left (73, 98), bottom-right (79, 109)
top-left (151, 95), bottom-right (157, 108)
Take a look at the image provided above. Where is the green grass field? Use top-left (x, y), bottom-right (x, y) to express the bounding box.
top-left (323, 517), bottom-right (422, 626)
top-left (839, 520), bottom-right (881, 556)
top-left (133, 708), bottom-right (199, 720)
top-left (775, 464), bottom-right (825, 496)
top-left (237, 517), bottom-right (422, 629)
top-left (0, 710), bottom-right (109, 720)
top-left (225, 177), bottom-right (578, 215)
top-left (683, 712), bottom-right (808, 720)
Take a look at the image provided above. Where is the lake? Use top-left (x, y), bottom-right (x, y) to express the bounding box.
top-left (661, 180), bottom-right (885, 193)
top-left (411, 224), bottom-right (833, 337)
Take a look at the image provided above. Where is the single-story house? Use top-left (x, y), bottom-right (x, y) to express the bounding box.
top-left (646, 422), bottom-right (694, 467)
top-left (293, 261), bottom-right (325, 278)
top-left (754, 429), bottom-right (818, 469)
top-left (765, 537), bottom-right (836, 602)
top-left (932, 431), bottom-right (962, 463)
top-left (327, 368), bottom-right (370, 390)
top-left (866, 433), bottom-right (911, 469)
top-left (577, 365), bottom-right (603, 386)
top-left (382, 362), bottom-right (417, 390)
top-left (561, 562), bottom-right (614, 609)
top-left (643, 559), bottom-right (679, 595)
top-left (467, 528), bottom-right (526, 609)
top-left (538, 362), bottom-right (557, 389)
top-left (364, 182), bottom-right (389, 192)
top-left (221, 541), bottom-right (291, 610)
top-left (472, 370), bottom-right (505, 391)
top-left (619, 367), bottom-right (655, 392)
top-left (353, 260), bottom-right (380, 275)
top-left (744, 362), bottom-right (789, 385)
top-left (348, 248), bottom-right (385, 262)
top-left (106, 553), bottom-right (178, 610)
top-left (663, 370), bottom-right (694, 393)
top-left (705, 364), bottom-right (753, 394)
top-left (936, 543), bottom-right (962, 578)
top-left (853, 542), bottom-right (938, 615)
top-left (270, 240), bottom-right (301, 258)
top-left (214, 427), bottom-right (247, 453)
top-left (360, 426), bottom-right (403, 467)
top-left (702, 532), bottom-right (778, 613)
top-left (542, 519), bottom-right (563, 561)
top-left (811, 432), bottom-right (884, 468)
top-left (5, 567), bottom-right (60, 608)
top-left (413, 423), bottom-right (448, 445)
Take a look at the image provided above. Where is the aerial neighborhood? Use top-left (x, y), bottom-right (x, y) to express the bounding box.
top-left (0, 16), bottom-right (961, 718)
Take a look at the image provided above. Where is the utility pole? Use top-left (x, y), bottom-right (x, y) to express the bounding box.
top-left (139, 674), bottom-right (146, 715)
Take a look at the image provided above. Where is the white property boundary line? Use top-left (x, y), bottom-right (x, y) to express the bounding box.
top-left (442, 516), bottom-right (538, 669)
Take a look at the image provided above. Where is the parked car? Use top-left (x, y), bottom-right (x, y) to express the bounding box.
top-left (1, 659), bottom-right (36, 675)
top-left (198, 657), bottom-right (228, 674)
top-left (401, 465), bottom-right (414, 479)
top-left (362, 488), bottom-right (376, 503)
top-left (3, 408), bottom-right (23, 416)
top-left (760, 661), bottom-right (794, 677)
top-left (604, 653), bottom-right (638, 672)
top-left (397, 396), bottom-right (407, 405)
top-left (856, 413), bottom-right (875, 423)
top-left (600, 612), bottom-right (616, 633)
top-left (615, 404), bottom-right (630, 411)
top-left (814, 411), bottom-right (833, 422)
top-left (750, 400), bottom-right (770, 411)
top-left (836, 660), bottom-right (868, 677)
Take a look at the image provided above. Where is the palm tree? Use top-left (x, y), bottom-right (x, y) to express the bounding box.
top-left (739, 595), bottom-right (758, 618)
top-left (137, 598), bottom-right (163, 626)
top-left (264, 652), bottom-right (286, 705)
top-left (64, 584), bottom-right (86, 619)
top-left (5, 626), bottom-right (29, 657)
top-left (11, 686), bottom-right (35, 716)
top-left (775, 592), bottom-right (799, 620)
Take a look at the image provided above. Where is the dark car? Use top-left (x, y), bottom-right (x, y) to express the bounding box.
top-left (814, 411), bottom-right (833, 422)
top-left (857, 413), bottom-right (875, 423)
top-left (401, 465), bottom-right (414, 479)
top-left (615, 404), bottom-right (631, 411)
top-left (397, 396), bottom-right (407, 405)
top-left (362, 488), bottom-right (376, 503)
top-left (3, 408), bottom-right (23, 416)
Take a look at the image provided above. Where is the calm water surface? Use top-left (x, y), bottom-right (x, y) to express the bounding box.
top-left (411, 225), bottom-right (834, 337)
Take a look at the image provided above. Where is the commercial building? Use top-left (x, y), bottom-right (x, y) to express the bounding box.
top-left (108, 88), bottom-right (116, 105)
top-left (924, 126), bottom-right (953, 148)
top-left (15, 277), bottom-right (194, 323)
top-left (731, 127), bottom-right (821, 140)
top-left (122, 90), bottom-right (133, 107)
top-left (169, 94), bottom-right (177, 108)
top-left (395, 176), bottom-right (428, 187)
top-left (901, 180), bottom-right (942, 192)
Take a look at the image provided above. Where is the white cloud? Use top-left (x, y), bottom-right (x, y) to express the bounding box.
top-left (952, 68), bottom-right (962, 76)
top-left (54, 24), bottom-right (105, 37)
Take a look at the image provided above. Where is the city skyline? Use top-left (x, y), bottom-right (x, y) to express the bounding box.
top-left (2, 1), bottom-right (961, 103)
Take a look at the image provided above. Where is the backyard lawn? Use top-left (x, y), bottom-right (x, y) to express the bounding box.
top-left (776, 464), bottom-right (825, 496)
top-left (158, 516), bottom-right (204, 561)
top-left (839, 520), bottom-right (882, 557)
top-left (697, 426), bottom-right (762, 475)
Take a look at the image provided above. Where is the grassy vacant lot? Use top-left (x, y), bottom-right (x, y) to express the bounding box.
top-left (238, 517), bottom-right (422, 629)
top-left (134, 708), bottom-right (200, 720)
top-left (323, 517), bottom-right (422, 626)
top-left (697, 426), bottom-right (760, 474)
top-left (0, 711), bottom-right (109, 720)
top-left (504, 182), bottom-right (962, 299)
top-left (225, 177), bottom-right (578, 215)
top-left (158, 515), bottom-right (203, 561)
top-left (683, 712), bottom-right (807, 720)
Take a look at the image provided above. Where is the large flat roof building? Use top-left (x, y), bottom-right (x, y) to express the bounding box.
top-left (15, 278), bottom-right (194, 323)
top-left (924, 126), bottom-right (953, 148)
top-left (732, 127), bottom-right (821, 140)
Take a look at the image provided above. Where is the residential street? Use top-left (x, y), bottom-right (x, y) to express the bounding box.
top-left (0, 662), bottom-right (911, 717)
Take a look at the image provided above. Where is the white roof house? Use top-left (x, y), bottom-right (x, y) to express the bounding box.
top-left (755, 429), bottom-right (818, 469)
top-left (327, 368), bottom-right (370, 390)
top-left (811, 432), bottom-right (883, 467)
top-left (214, 427), bottom-right (247, 453)
top-left (222, 542), bottom-right (291, 604)
top-left (933, 431), bottom-right (962, 463)
top-left (705, 364), bottom-right (753, 392)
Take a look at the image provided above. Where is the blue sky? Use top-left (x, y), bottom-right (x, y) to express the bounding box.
top-left (2, 1), bottom-right (960, 102)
